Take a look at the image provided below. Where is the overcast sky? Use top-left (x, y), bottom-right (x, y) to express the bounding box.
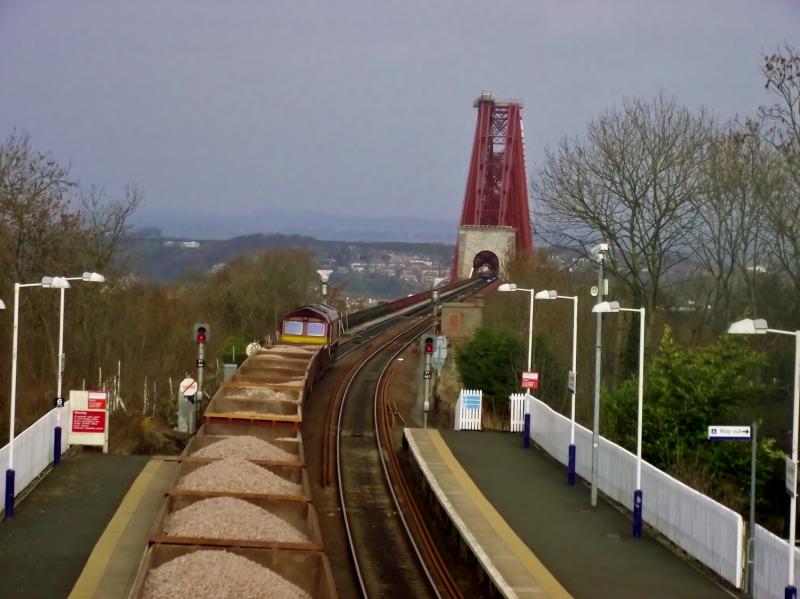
top-left (1, 1), bottom-right (797, 225)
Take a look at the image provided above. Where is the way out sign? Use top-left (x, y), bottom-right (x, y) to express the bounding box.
top-left (68, 390), bottom-right (109, 453)
top-left (708, 425), bottom-right (751, 440)
top-left (521, 371), bottom-right (539, 390)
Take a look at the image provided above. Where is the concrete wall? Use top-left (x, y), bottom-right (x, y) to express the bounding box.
top-left (456, 225), bottom-right (516, 279)
top-left (441, 301), bottom-right (484, 343)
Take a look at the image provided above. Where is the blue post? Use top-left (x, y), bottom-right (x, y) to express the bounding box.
top-left (523, 413), bottom-right (531, 448)
top-left (54, 426), bottom-right (62, 466)
top-left (633, 489), bottom-right (643, 538)
top-left (787, 586), bottom-right (798, 599)
top-left (567, 444), bottom-right (576, 485)
top-left (5, 469), bottom-right (15, 519)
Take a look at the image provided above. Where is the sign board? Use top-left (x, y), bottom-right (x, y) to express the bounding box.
top-left (54, 396), bottom-right (64, 408)
top-left (180, 377), bottom-right (198, 398)
top-left (423, 370), bottom-right (432, 379)
top-left (68, 390), bottom-right (108, 452)
top-left (462, 393), bottom-right (481, 410)
top-left (196, 358), bottom-right (205, 368)
top-left (707, 425), bottom-right (751, 440)
top-left (432, 335), bottom-right (448, 370)
top-left (521, 371), bottom-right (539, 390)
top-left (567, 371), bottom-right (576, 394)
top-left (787, 458), bottom-right (798, 497)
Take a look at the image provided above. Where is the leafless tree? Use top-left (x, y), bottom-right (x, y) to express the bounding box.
top-left (535, 92), bottom-right (714, 318)
top-left (759, 46), bottom-right (800, 317)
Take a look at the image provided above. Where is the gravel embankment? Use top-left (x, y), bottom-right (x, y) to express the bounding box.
top-left (163, 497), bottom-right (308, 543)
top-left (141, 550), bottom-right (311, 599)
top-left (192, 436), bottom-right (296, 461)
top-left (176, 457), bottom-right (301, 496)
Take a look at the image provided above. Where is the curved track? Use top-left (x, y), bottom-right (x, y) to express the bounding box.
top-left (335, 319), bottom-right (465, 599)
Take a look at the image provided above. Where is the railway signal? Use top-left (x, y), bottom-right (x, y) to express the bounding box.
top-left (194, 322), bottom-right (210, 344)
top-left (424, 337), bottom-right (434, 353)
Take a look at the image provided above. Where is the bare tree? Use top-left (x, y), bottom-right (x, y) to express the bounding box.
top-left (535, 93), bottom-right (714, 317)
top-left (689, 121), bottom-right (784, 331)
top-left (759, 46), bottom-right (800, 318)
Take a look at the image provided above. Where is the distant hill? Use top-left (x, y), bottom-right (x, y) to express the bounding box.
top-left (122, 233), bottom-right (455, 281)
top-left (129, 206), bottom-right (457, 244)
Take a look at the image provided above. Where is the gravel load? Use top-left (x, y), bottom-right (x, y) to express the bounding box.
top-left (141, 550), bottom-right (311, 599)
top-left (163, 497), bottom-right (309, 543)
top-left (176, 457), bottom-right (302, 496)
top-left (192, 436), bottom-right (296, 462)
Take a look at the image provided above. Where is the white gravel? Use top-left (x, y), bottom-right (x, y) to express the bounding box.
top-left (141, 550), bottom-right (311, 599)
top-left (163, 497), bottom-right (309, 543)
top-left (176, 457), bottom-right (302, 496)
top-left (192, 436), bottom-right (296, 462)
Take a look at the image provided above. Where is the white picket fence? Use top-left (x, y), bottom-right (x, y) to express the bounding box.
top-left (0, 403), bottom-right (70, 515)
top-left (454, 389), bottom-right (482, 430)
top-left (509, 393), bottom-right (527, 432)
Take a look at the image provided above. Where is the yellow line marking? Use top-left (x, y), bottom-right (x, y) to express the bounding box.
top-left (428, 430), bottom-right (572, 598)
top-left (68, 458), bottom-right (160, 599)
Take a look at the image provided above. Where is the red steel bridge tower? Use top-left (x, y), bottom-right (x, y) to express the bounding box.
top-left (451, 93), bottom-right (533, 281)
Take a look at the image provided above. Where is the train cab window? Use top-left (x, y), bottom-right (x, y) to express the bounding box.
top-left (307, 322), bottom-right (326, 337)
top-left (284, 321), bottom-right (304, 335)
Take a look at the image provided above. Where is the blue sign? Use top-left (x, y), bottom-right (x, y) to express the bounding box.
top-left (463, 394), bottom-right (480, 410)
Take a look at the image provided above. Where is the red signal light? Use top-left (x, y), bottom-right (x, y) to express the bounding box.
top-left (424, 337), bottom-right (434, 353)
top-left (196, 326), bottom-right (207, 343)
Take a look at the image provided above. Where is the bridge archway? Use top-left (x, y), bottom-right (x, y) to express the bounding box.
top-left (454, 225), bottom-right (515, 281)
top-left (472, 250), bottom-right (499, 279)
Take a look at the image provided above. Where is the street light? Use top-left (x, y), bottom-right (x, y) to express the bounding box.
top-left (537, 291), bottom-right (579, 485)
top-left (51, 272), bottom-right (106, 466)
top-left (593, 300), bottom-right (646, 537)
top-left (5, 276), bottom-right (71, 519)
top-left (498, 284), bottom-right (556, 448)
top-left (590, 242), bottom-right (609, 506)
top-left (728, 318), bottom-right (799, 599)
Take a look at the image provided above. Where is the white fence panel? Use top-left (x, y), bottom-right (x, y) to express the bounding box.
top-left (529, 397), bottom-right (743, 588)
top-left (754, 524), bottom-right (800, 599)
top-left (454, 389), bottom-right (482, 431)
top-left (0, 403), bottom-right (70, 508)
top-left (509, 393), bottom-right (526, 432)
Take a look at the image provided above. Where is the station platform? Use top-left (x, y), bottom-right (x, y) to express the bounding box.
top-left (405, 428), bottom-right (741, 599)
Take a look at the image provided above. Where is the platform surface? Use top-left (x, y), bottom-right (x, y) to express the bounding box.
top-left (407, 428), bottom-right (741, 599)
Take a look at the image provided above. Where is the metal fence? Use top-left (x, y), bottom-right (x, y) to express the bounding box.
top-left (754, 524), bottom-right (800, 599)
top-left (454, 389), bottom-right (482, 431)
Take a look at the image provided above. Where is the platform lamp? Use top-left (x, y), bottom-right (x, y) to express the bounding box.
top-left (592, 300), bottom-right (646, 538)
top-left (535, 290), bottom-right (580, 485)
top-left (728, 318), bottom-right (800, 599)
top-left (5, 276), bottom-right (71, 519)
top-left (51, 272), bottom-right (106, 466)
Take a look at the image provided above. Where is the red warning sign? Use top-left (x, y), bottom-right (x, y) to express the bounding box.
top-left (72, 410), bottom-right (106, 433)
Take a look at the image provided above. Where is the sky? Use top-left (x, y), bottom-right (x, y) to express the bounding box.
top-left (1, 0), bottom-right (798, 228)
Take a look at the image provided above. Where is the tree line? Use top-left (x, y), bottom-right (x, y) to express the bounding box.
top-left (0, 131), bottom-right (321, 440)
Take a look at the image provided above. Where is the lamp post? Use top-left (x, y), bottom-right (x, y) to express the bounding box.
top-left (590, 242), bottom-right (608, 507)
top-left (592, 300), bottom-right (646, 537)
top-left (52, 272), bottom-right (106, 466)
top-left (728, 318), bottom-right (800, 599)
top-left (5, 276), bottom-right (71, 519)
top-left (498, 284), bottom-right (556, 447)
top-left (538, 291), bottom-right (579, 484)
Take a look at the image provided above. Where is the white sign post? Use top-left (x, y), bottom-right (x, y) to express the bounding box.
top-left (68, 390), bottom-right (109, 452)
top-left (707, 425), bottom-right (751, 440)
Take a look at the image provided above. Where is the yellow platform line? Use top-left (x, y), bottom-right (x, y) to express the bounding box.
top-left (428, 430), bottom-right (572, 598)
top-left (69, 458), bottom-right (160, 599)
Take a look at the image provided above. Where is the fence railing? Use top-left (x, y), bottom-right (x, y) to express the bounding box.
top-left (0, 403), bottom-right (70, 516)
top-left (754, 524), bottom-right (800, 599)
top-left (454, 389), bottom-right (482, 431)
top-left (509, 393), bottom-right (526, 432)
top-left (527, 396), bottom-right (744, 589)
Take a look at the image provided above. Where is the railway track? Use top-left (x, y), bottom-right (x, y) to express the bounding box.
top-left (332, 318), bottom-right (466, 598)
